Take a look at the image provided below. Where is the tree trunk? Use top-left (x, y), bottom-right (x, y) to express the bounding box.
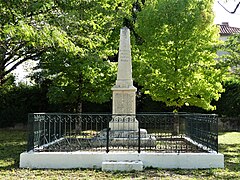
top-left (75, 73), bottom-right (83, 135)
top-left (173, 114), bottom-right (180, 136)
top-left (173, 108), bottom-right (180, 136)
top-left (75, 101), bottom-right (82, 135)
top-left (76, 101), bottom-right (83, 113)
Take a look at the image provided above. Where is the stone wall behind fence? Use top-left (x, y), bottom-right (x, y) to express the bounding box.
top-left (218, 117), bottom-right (240, 131)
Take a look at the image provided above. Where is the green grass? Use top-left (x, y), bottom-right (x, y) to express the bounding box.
top-left (0, 129), bottom-right (239, 179)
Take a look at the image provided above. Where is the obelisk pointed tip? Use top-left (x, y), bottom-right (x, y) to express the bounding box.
top-left (122, 26), bottom-right (129, 30)
top-left (114, 26), bottom-right (134, 88)
top-left (121, 27), bottom-right (130, 37)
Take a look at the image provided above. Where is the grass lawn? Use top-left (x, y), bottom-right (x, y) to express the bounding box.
top-left (0, 129), bottom-right (239, 179)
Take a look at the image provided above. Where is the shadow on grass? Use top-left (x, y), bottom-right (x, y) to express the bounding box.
top-left (0, 130), bottom-right (27, 170)
top-left (0, 144), bottom-right (27, 169)
top-left (219, 144), bottom-right (240, 172)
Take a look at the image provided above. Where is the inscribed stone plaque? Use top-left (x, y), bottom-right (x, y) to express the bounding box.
top-left (114, 93), bottom-right (134, 114)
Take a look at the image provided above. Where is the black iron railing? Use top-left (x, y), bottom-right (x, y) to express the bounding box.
top-left (185, 114), bottom-right (218, 152)
top-left (27, 113), bottom-right (218, 153)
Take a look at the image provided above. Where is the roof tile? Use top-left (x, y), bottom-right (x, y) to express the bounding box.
top-left (219, 24), bottom-right (240, 35)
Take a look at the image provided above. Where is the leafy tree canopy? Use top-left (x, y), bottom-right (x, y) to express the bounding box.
top-left (1, 0), bottom-right (135, 111)
top-left (133, 0), bottom-right (225, 110)
top-left (0, 0), bottom-right (78, 85)
top-left (221, 33), bottom-right (240, 79)
top-left (1, 0), bottom-right (228, 112)
top-left (31, 0), bottom-right (135, 111)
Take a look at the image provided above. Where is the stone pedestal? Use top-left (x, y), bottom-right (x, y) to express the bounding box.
top-left (110, 88), bottom-right (138, 131)
top-left (94, 128), bottom-right (156, 147)
top-left (109, 115), bottom-right (138, 131)
top-left (109, 27), bottom-right (138, 131)
top-left (97, 27), bottom-right (155, 147)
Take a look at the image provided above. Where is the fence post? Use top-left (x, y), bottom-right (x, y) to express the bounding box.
top-left (106, 127), bottom-right (110, 153)
top-left (27, 113), bottom-right (34, 152)
top-left (76, 113), bottom-right (82, 135)
top-left (173, 113), bottom-right (180, 136)
top-left (138, 114), bottom-right (141, 153)
top-left (216, 115), bottom-right (219, 153)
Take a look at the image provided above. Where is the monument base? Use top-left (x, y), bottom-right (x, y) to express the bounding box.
top-left (94, 128), bottom-right (156, 147)
top-left (109, 115), bottom-right (139, 131)
top-left (20, 151), bottom-right (224, 169)
top-left (109, 120), bottom-right (139, 131)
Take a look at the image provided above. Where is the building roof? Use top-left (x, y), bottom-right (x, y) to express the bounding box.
top-left (219, 22), bottom-right (240, 36)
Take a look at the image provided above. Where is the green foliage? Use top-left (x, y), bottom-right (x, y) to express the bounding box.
top-left (1, 0), bottom-right (233, 114)
top-left (0, 0), bottom-right (137, 108)
top-left (46, 60), bottom-right (117, 105)
top-left (0, 0), bottom-right (78, 85)
top-left (37, 0), bottom-right (135, 109)
top-left (133, 0), bottom-right (224, 111)
top-left (0, 82), bottom-right (74, 127)
top-left (0, 84), bottom-right (45, 127)
top-left (215, 78), bottom-right (240, 116)
top-left (221, 33), bottom-right (240, 79)
top-left (0, 81), bottom-right (113, 128)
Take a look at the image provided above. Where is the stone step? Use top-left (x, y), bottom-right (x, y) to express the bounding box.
top-left (102, 160), bottom-right (143, 171)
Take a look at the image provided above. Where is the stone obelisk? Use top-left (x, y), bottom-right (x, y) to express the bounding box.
top-left (109, 27), bottom-right (138, 131)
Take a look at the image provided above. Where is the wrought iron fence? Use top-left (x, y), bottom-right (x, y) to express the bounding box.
top-left (27, 113), bottom-right (218, 153)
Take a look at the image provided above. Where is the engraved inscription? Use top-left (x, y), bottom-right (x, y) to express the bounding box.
top-left (119, 50), bottom-right (130, 62)
top-left (114, 93), bottom-right (134, 114)
top-left (115, 93), bottom-right (124, 114)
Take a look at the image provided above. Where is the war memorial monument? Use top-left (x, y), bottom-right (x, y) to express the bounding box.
top-left (20, 27), bottom-right (224, 171)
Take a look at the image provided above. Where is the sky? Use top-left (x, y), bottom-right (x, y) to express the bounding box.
top-left (214, 0), bottom-right (240, 27)
top-left (14, 0), bottom-right (240, 83)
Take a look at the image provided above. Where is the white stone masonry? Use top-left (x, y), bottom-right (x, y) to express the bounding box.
top-left (110, 27), bottom-right (138, 131)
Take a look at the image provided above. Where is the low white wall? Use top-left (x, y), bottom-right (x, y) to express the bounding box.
top-left (20, 151), bottom-right (224, 169)
top-left (20, 151), bottom-right (104, 169)
top-left (140, 152), bottom-right (224, 169)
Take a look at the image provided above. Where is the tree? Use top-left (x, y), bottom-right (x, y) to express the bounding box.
top-left (34, 0), bottom-right (135, 112)
top-left (215, 78), bottom-right (240, 117)
top-left (0, 0), bottom-right (77, 86)
top-left (133, 0), bottom-right (225, 110)
top-left (222, 33), bottom-right (240, 79)
top-left (0, 0), bottom-right (136, 112)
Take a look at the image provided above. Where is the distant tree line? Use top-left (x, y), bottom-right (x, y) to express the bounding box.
top-left (0, 78), bottom-right (239, 128)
